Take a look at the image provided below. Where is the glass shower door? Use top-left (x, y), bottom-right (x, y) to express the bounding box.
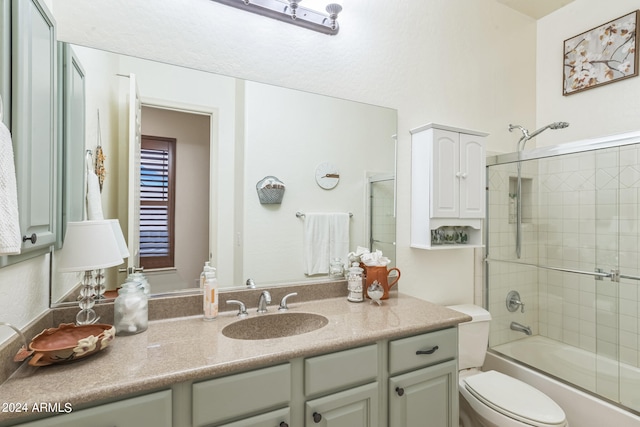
top-left (485, 142), bottom-right (640, 413)
top-left (613, 143), bottom-right (640, 412)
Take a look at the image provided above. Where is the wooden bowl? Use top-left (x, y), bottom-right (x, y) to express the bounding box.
top-left (25, 323), bottom-right (115, 366)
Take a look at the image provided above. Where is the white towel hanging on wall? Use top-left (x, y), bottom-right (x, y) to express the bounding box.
top-left (303, 212), bottom-right (350, 275)
top-left (0, 95), bottom-right (22, 255)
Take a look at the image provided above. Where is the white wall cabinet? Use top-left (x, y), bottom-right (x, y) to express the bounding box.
top-left (411, 123), bottom-right (487, 249)
top-left (0, 0), bottom-right (57, 267)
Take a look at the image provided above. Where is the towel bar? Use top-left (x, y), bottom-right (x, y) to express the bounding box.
top-left (296, 211), bottom-right (353, 218)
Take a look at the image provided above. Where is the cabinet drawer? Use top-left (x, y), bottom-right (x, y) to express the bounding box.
top-left (304, 344), bottom-right (377, 396)
top-left (217, 407), bottom-right (290, 427)
top-left (192, 364), bottom-right (291, 427)
top-left (15, 390), bottom-right (172, 427)
top-left (388, 328), bottom-right (457, 375)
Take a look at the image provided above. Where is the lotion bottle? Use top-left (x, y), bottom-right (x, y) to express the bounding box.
top-left (203, 267), bottom-right (218, 321)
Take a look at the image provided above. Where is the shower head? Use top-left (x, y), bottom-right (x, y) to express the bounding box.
top-left (528, 121), bottom-right (570, 139)
top-left (549, 121), bottom-right (569, 130)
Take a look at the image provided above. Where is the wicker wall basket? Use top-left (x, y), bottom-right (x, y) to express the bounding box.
top-left (256, 176), bottom-right (285, 204)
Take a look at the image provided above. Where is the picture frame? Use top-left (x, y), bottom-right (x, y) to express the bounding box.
top-left (563, 10), bottom-right (639, 96)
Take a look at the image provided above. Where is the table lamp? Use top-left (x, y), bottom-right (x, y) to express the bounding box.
top-left (58, 220), bottom-right (124, 325)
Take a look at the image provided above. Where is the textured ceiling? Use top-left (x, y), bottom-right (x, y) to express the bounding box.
top-left (497, 0), bottom-right (575, 19)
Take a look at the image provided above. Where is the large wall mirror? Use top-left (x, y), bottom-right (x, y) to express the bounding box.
top-left (51, 43), bottom-right (397, 307)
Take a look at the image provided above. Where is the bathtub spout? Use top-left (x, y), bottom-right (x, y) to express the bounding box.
top-left (510, 321), bottom-right (532, 335)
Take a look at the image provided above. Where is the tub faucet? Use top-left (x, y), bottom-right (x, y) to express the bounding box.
top-left (257, 291), bottom-right (271, 313)
top-left (510, 321), bottom-right (532, 336)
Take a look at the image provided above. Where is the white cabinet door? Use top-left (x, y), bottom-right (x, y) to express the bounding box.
top-left (430, 129), bottom-right (460, 218)
top-left (12, 0), bottom-right (57, 254)
top-left (458, 133), bottom-right (485, 218)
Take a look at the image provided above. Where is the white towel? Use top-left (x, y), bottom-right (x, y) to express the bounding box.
top-left (303, 213), bottom-right (350, 275)
top-left (330, 212), bottom-right (350, 266)
top-left (86, 154), bottom-right (104, 220)
top-left (0, 119), bottom-right (21, 255)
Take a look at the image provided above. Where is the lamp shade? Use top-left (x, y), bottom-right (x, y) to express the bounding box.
top-left (58, 220), bottom-right (124, 272)
top-left (107, 219), bottom-right (130, 259)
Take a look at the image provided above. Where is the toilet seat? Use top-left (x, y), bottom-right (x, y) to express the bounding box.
top-left (463, 371), bottom-right (566, 427)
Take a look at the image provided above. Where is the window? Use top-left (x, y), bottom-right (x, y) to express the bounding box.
top-left (139, 136), bottom-right (176, 269)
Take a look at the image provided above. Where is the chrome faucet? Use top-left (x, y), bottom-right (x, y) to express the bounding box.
top-left (278, 292), bottom-right (298, 311)
top-left (510, 321), bottom-right (532, 336)
top-left (257, 291), bottom-right (271, 313)
top-left (226, 300), bottom-right (248, 317)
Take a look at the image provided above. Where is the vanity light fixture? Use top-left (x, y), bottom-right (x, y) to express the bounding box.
top-left (211, 0), bottom-right (343, 35)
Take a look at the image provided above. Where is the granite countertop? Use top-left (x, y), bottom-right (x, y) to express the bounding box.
top-left (0, 293), bottom-right (469, 423)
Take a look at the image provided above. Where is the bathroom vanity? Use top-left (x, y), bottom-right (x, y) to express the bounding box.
top-left (0, 293), bottom-right (469, 427)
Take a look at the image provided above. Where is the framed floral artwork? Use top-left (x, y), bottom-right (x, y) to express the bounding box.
top-left (563, 10), bottom-right (639, 95)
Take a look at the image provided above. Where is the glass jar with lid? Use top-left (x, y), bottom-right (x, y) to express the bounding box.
top-left (347, 262), bottom-right (364, 302)
top-left (114, 280), bottom-right (148, 335)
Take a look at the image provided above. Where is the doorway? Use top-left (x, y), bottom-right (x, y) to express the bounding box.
top-left (139, 106), bottom-right (211, 292)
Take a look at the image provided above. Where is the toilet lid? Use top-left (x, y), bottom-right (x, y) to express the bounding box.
top-left (463, 371), bottom-right (566, 427)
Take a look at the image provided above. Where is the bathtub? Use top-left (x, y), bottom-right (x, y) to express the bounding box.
top-left (485, 336), bottom-right (640, 427)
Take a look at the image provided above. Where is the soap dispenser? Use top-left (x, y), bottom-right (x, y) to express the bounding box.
top-left (203, 266), bottom-right (218, 321)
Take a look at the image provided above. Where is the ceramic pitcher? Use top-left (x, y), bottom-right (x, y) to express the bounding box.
top-left (363, 266), bottom-right (401, 300)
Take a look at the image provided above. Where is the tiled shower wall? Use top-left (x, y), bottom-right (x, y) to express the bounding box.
top-left (487, 144), bottom-right (640, 370)
top-left (487, 160), bottom-right (540, 346)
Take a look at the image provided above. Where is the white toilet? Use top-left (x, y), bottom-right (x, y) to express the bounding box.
top-left (448, 304), bottom-right (569, 427)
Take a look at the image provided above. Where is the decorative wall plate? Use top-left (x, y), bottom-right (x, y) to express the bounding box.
top-left (315, 162), bottom-right (340, 189)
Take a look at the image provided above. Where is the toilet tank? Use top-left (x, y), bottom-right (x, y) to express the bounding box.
top-left (447, 304), bottom-right (491, 370)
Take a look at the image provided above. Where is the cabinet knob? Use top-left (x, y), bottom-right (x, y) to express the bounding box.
top-left (395, 386), bottom-right (405, 396)
top-left (455, 172), bottom-right (461, 178)
top-left (461, 172), bottom-right (468, 179)
top-left (279, 422), bottom-right (289, 427)
top-left (22, 233), bottom-right (37, 244)
top-left (416, 345), bottom-right (439, 355)
top-left (313, 412), bottom-right (322, 423)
